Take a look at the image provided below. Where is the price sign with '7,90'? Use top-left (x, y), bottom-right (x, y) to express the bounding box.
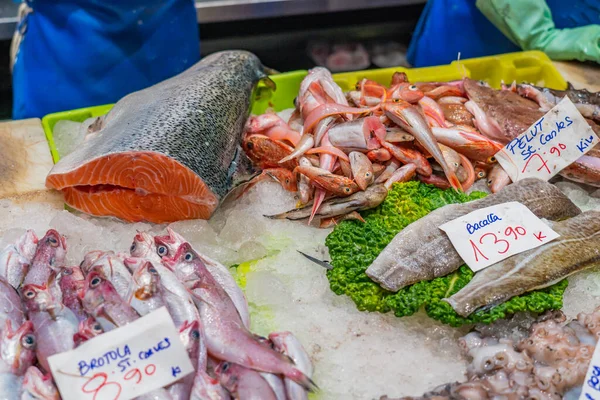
top-left (495, 96), bottom-right (599, 183)
top-left (439, 201), bottom-right (559, 272)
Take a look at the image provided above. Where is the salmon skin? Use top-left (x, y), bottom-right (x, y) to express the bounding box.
top-left (46, 51), bottom-right (273, 224)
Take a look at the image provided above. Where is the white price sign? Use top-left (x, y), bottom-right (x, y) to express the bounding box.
top-left (495, 97), bottom-right (599, 182)
top-left (439, 202), bottom-right (559, 272)
top-left (579, 343), bottom-right (600, 400)
top-left (48, 307), bottom-right (194, 400)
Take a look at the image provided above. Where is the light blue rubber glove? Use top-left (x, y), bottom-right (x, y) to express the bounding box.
top-left (476, 0), bottom-right (600, 63)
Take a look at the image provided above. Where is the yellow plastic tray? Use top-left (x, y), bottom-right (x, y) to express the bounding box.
top-left (41, 50), bottom-right (566, 163)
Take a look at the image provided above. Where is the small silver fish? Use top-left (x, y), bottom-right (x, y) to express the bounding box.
top-left (266, 184), bottom-right (388, 221)
top-left (445, 211), bottom-right (600, 317)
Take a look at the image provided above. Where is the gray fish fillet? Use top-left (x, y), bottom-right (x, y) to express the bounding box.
top-left (365, 178), bottom-right (581, 292)
top-left (46, 51), bottom-right (273, 224)
top-left (445, 210), bottom-right (600, 317)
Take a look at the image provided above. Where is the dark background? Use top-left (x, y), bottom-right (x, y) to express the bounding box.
top-left (0, 1), bottom-right (425, 119)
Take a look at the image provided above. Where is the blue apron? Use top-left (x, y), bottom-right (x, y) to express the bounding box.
top-left (12, 0), bottom-right (200, 119)
top-left (407, 0), bottom-right (600, 67)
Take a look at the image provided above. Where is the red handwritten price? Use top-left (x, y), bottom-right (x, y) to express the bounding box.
top-left (439, 202), bottom-right (559, 272)
top-left (495, 97), bottom-right (599, 183)
top-left (81, 365), bottom-right (156, 400)
top-left (469, 226), bottom-right (527, 262)
top-left (48, 308), bottom-right (195, 400)
top-left (521, 143), bottom-right (567, 175)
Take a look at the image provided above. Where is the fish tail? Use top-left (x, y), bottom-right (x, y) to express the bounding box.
top-left (308, 189), bottom-right (326, 224)
top-left (447, 172), bottom-right (464, 192)
top-left (263, 66), bottom-right (280, 75)
top-left (286, 368), bottom-right (319, 392)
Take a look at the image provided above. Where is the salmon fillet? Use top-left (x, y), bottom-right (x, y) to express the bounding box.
top-left (46, 152), bottom-right (218, 223)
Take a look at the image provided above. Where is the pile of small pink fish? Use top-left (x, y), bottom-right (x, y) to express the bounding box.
top-left (0, 228), bottom-right (315, 400)
top-left (242, 68), bottom-right (600, 227)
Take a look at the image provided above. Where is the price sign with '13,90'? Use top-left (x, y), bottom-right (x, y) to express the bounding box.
top-left (439, 202), bottom-right (559, 272)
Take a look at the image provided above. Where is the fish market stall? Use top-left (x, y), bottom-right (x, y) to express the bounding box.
top-left (2, 49), bottom-right (600, 400)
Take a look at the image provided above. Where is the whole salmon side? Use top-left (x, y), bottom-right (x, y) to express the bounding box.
top-left (46, 51), bottom-right (273, 224)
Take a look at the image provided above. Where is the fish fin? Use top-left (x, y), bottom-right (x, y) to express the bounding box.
top-left (287, 369), bottom-right (319, 392)
top-left (263, 66), bottom-right (280, 76)
top-left (228, 145), bottom-right (258, 187)
top-left (221, 146), bottom-right (261, 205)
top-left (261, 76), bottom-right (277, 91)
top-left (448, 173), bottom-right (464, 192)
top-left (297, 251), bottom-right (332, 270)
top-left (308, 189), bottom-right (326, 224)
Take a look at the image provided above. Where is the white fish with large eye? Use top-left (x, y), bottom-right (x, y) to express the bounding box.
top-left (269, 331), bottom-right (314, 400)
top-left (21, 366), bottom-right (60, 400)
top-left (130, 261), bottom-right (166, 316)
top-left (123, 256), bottom-right (199, 333)
top-left (80, 250), bottom-right (134, 303)
top-left (154, 228), bottom-right (250, 328)
top-left (0, 230), bottom-right (40, 288)
top-left (0, 247), bottom-right (29, 289)
top-left (129, 231), bottom-right (163, 265)
top-left (163, 244), bottom-right (315, 391)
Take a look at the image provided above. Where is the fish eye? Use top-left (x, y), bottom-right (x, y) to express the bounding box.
top-left (344, 187), bottom-right (351, 193)
top-left (478, 171), bottom-right (486, 178)
top-left (130, 242), bottom-right (136, 252)
top-left (409, 85), bottom-right (418, 91)
top-left (191, 330), bottom-right (200, 340)
top-left (48, 236), bottom-right (58, 247)
top-left (21, 334), bottom-right (36, 349)
top-left (365, 172), bottom-right (371, 177)
top-left (148, 266), bottom-right (158, 274)
top-left (488, 156), bottom-right (497, 163)
top-left (487, 179), bottom-right (493, 186)
top-left (221, 362), bottom-right (230, 372)
top-left (184, 252), bottom-right (194, 262)
top-left (90, 276), bottom-right (102, 288)
top-left (23, 290), bottom-right (36, 299)
top-left (157, 245), bottom-right (168, 257)
top-left (92, 323), bottom-right (103, 333)
top-left (285, 178), bottom-right (290, 184)
top-left (62, 268), bottom-right (73, 276)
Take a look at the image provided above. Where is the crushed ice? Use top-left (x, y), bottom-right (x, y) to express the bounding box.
top-left (1, 177), bottom-right (600, 399)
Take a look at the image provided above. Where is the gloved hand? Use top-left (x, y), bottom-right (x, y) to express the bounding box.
top-left (476, 0), bottom-right (600, 63)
